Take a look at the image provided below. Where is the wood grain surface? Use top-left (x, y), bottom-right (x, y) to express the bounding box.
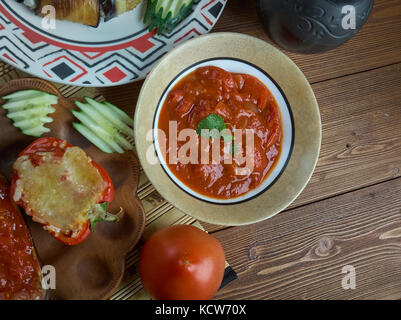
top-left (0, 0), bottom-right (400, 300)
top-left (213, 177), bottom-right (401, 300)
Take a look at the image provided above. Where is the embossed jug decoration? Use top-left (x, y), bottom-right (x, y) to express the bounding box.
top-left (257, 0), bottom-right (374, 53)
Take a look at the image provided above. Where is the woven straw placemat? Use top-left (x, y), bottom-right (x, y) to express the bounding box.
top-left (0, 62), bottom-right (237, 300)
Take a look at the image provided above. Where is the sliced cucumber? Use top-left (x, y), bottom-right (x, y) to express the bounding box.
top-left (74, 101), bottom-right (126, 144)
top-left (2, 94), bottom-right (58, 111)
top-left (71, 99), bottom-right (135, 154)
top-left (75, 101), bottom-right (118, 133)
top-left (84, 97), bottom-right (134, 138)
top-left (22, 126), bottom-right (51, 137)
top-left (6, 105), bottom-right (55, 121)
top-left (13, 116), bottom-right (53, 131)
top-left (102, 101), bottom-right (133, 126)
top-left (71, 110), bottom-right (124, 154)
top-left (72, 123), bottom-right (114, 154)
top-left (1, 89), bottom-right (58, 137)
top-left (2, 89), bottom-right (48, 101)
top-left (74, 102), bottom-right (133, 150)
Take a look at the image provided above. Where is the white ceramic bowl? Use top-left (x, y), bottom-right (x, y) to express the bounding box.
top-left (153, 58), bottom-right (294, 204)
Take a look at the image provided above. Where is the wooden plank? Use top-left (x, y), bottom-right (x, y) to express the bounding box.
top-left (212, 177), bottom-right (401, 300)
top-left (213, 0), bottom-right (401, 84)
top-left (202, 62), bottom-right (401, 233)
top-left (293, 63), bottom-right (401, 204)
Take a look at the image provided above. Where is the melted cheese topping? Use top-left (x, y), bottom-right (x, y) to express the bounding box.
top-left (13, 147), bottom-right (105, 233)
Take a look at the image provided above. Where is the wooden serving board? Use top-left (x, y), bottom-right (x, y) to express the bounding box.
top-left (0, 62), bottom-right (237, 300)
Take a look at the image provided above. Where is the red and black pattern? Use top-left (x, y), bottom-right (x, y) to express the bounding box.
top-left (0, 0), bottom-right (226, 86)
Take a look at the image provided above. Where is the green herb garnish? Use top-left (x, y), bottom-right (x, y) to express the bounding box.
top-left (196, 114), bottom-right (226, 135)
top-left (196, 114), bottom-right (238, 155)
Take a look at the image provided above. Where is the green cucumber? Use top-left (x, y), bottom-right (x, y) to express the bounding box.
top-left (72, 123), bottom-right (114, 154)
top-left (2, 94), bottom-right (58, 111)
top-left (71, 110), bottom-right (124, 154)
top-left (72, 109), bottom-right (132, 152)
top-left (144, 0), bottom-right (194, 34)
top-left (6, 105), bottom-right (55, 121)
top-left (22, 126), bottom-right (51, 137)
top-left (1, 89), bottom-right (58, 137)
top-left (83, 97), bottom-right (134, 138)
top-left (102, 101), bottom-right (133, 126)
top-left (2, 89), bottom-right (48, 101)
top-left (71, 99), bottom-right (135, 154)
top-left (74, 100), bottom-right (131, 142)
top-left (13, 116), bottom-right (53, 131)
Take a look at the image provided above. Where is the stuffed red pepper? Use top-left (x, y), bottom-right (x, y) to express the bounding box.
top-left (11, 137), bottom-right (119, 246)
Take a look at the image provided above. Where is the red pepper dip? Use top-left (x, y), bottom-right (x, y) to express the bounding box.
top-left (0, 174), bottom-right (45, 300)
top-left (158, 66), bottom-right (282, 199)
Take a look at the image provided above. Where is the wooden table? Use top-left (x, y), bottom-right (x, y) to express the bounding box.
top-left (99, 0), bottom-right (401, 300)
top-left (1, 0), bottom-right (399, 300)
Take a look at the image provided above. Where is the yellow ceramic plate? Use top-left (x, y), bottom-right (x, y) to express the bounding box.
top-left (135, 32), bottom-right (321, 226)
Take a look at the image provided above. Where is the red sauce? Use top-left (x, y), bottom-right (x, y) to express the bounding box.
top-left (158, 66), bottom-right (282, 199)
top-left (0, 176), bottom-right (44, 300)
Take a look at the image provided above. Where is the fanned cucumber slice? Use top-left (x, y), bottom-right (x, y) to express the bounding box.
top-left (22, 126), bottom-right (51, 137)
top-left (102, 101), bottom-right (133, 126)
top-left (71, 110), bottom-right (124, 154)
top-left (71, 99), bottom-right (135, 154)
top-left (6, 105), bottom-right (55, 121)
top-left (2, 89), bottom-right (47, 101)
top-left (1, 89), bottom-right (58, 137)
top-left (84, 97), bottom-right (134, 138)
top-left (72, 123), bottom-right (114, 154)
top-left (74, 101), bottom-right (132, 149)
top-left (75, 101), bottom-right (119, 134)
top-left (2, 94), bottom-right (58, 111)
top-left (13, 116), bottom-right (53, 131)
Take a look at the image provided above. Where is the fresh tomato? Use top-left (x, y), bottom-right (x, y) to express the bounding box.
top-left (139, 224), bottom-right (226, 300)
top-left (11, 137), bottom-right (117, 246)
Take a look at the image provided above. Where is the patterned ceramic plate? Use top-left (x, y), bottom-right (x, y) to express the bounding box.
top-left (0, 0), bottom-right (226, 87)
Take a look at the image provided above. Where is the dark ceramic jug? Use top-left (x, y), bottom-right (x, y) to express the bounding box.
top-left (257, 0), bottom-right (374, 53)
